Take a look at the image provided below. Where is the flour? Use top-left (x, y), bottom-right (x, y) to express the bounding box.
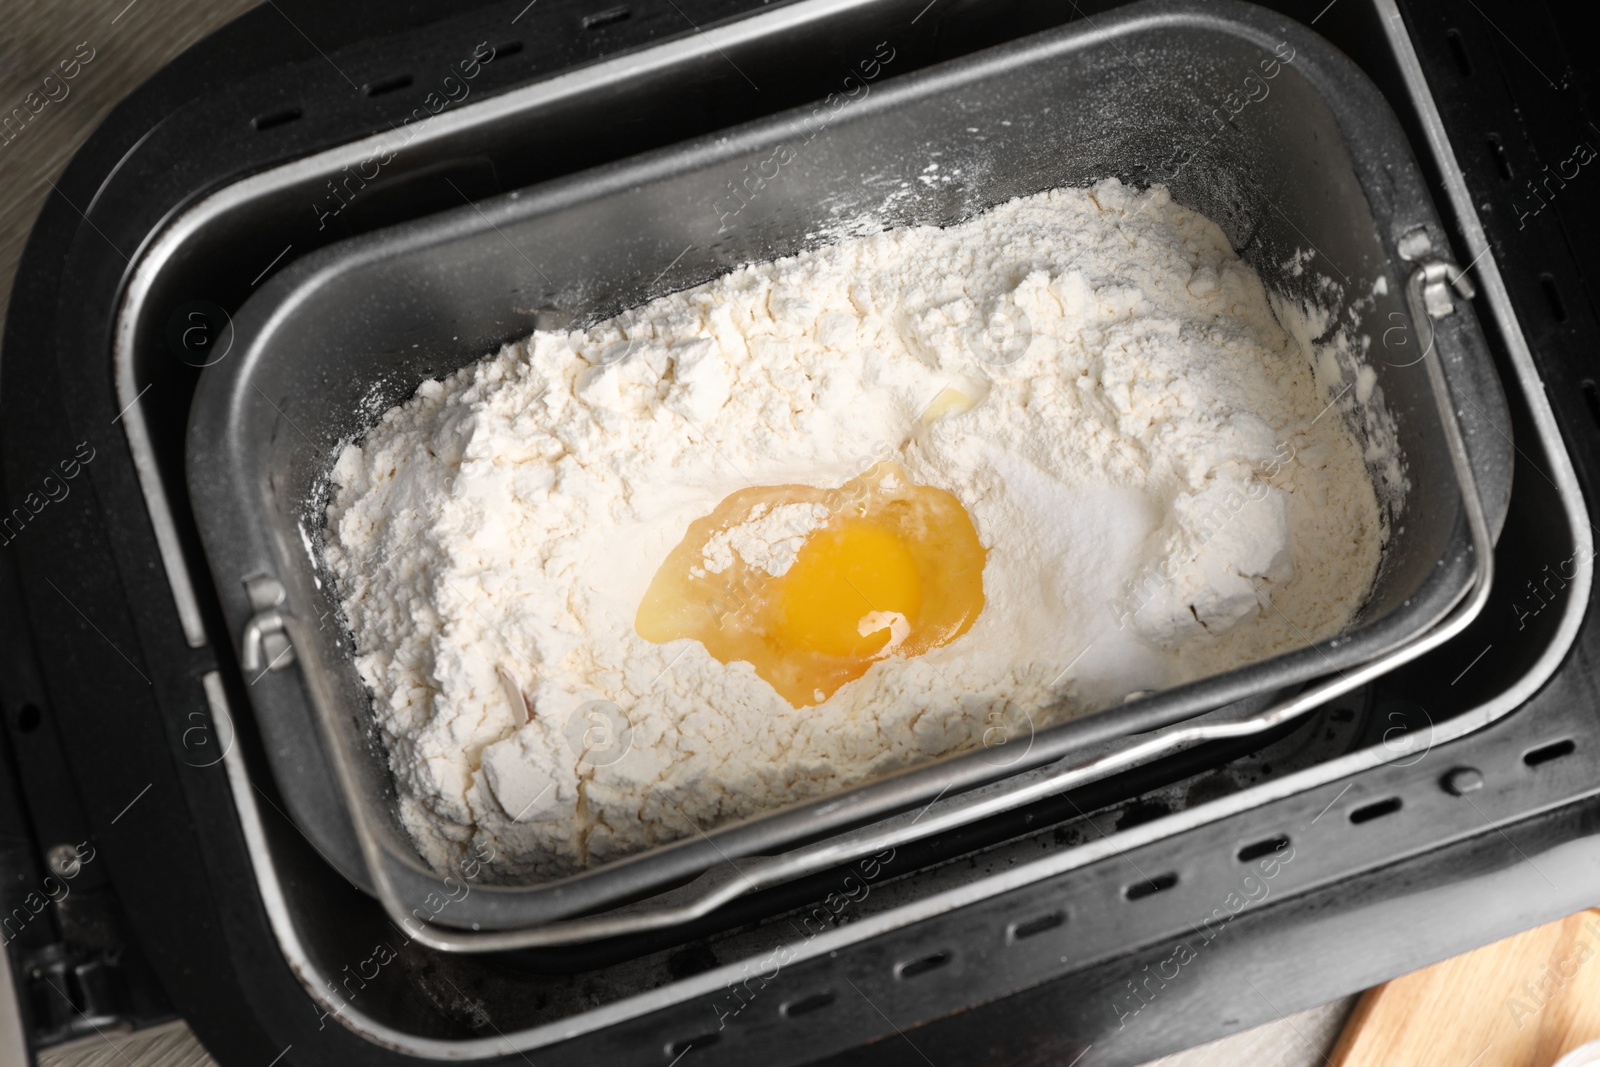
top-left (697, 502), bottom-right (829, 578)
top-left (323, 179), bottom-right (1391, 881)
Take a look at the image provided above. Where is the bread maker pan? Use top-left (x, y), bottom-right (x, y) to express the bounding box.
top-left (187, 0), bottom-right (1512, 935)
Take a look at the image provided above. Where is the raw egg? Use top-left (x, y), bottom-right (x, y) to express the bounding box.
top-left (635, 462), bottom-right (986, 706)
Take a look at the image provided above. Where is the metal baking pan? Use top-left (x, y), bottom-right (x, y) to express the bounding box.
top-left (187, 0), bottom-right (1512, 933)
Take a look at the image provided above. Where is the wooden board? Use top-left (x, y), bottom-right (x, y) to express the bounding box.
top-left (1331, 908), bottom-right (1600, 1067)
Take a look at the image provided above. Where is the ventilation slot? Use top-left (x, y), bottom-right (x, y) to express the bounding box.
top-left (582, 4), bottom-right (630, 28)
top-left (1009, 911), bottom-right (1065, 941)
top-left (1237, 835), bottom-right (1290, 863)
top-left (252, 106), bottom-right (302, 131)
top-left (1541, 274), bottom-right (1569, 322)
top-left (1349, 797), bottom-right (1402, 825)
top-left (1582, 381), bottom-right (1600, 430)
top-left (897, 950), bottom-right (951, 979)
top-left (666, 1032), bottom-right (720, 1057)
top-left (1524, 738), bottom-right (1576, 767)
top-left (494, 40), bottom-right (525, 56)
top-left (1487, 133), bottom-right (1513, 181)
top-left (1125, 872), bottom-right (1178, 901)
top-left (1446, 29), bottom-right (1473, 77)
top-left (781, 991), bottom-right (836, 1017)
top-left (365, 74), bottom-right (413, 97)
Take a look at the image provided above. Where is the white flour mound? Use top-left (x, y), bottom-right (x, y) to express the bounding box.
top-left (323, 179), bottom-right (1391, 882)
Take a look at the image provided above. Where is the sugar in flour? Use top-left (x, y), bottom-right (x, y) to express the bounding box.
top-left (323, 178), bottom-right (1391, 881)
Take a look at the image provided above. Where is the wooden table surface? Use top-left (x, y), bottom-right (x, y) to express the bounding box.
top-left (1, 1), bottom-right (1354, 1064)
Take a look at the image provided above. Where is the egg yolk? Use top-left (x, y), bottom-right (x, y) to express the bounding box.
top-left (635, 462), bottom-right (986, 707)
top-left (777, 522), bottom-right (922, 659)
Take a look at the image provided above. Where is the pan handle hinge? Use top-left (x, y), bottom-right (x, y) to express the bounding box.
top-left (241, 575), bottom-right (295, 673)
top-left (1416, 257), bottom-right (1476, 319)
